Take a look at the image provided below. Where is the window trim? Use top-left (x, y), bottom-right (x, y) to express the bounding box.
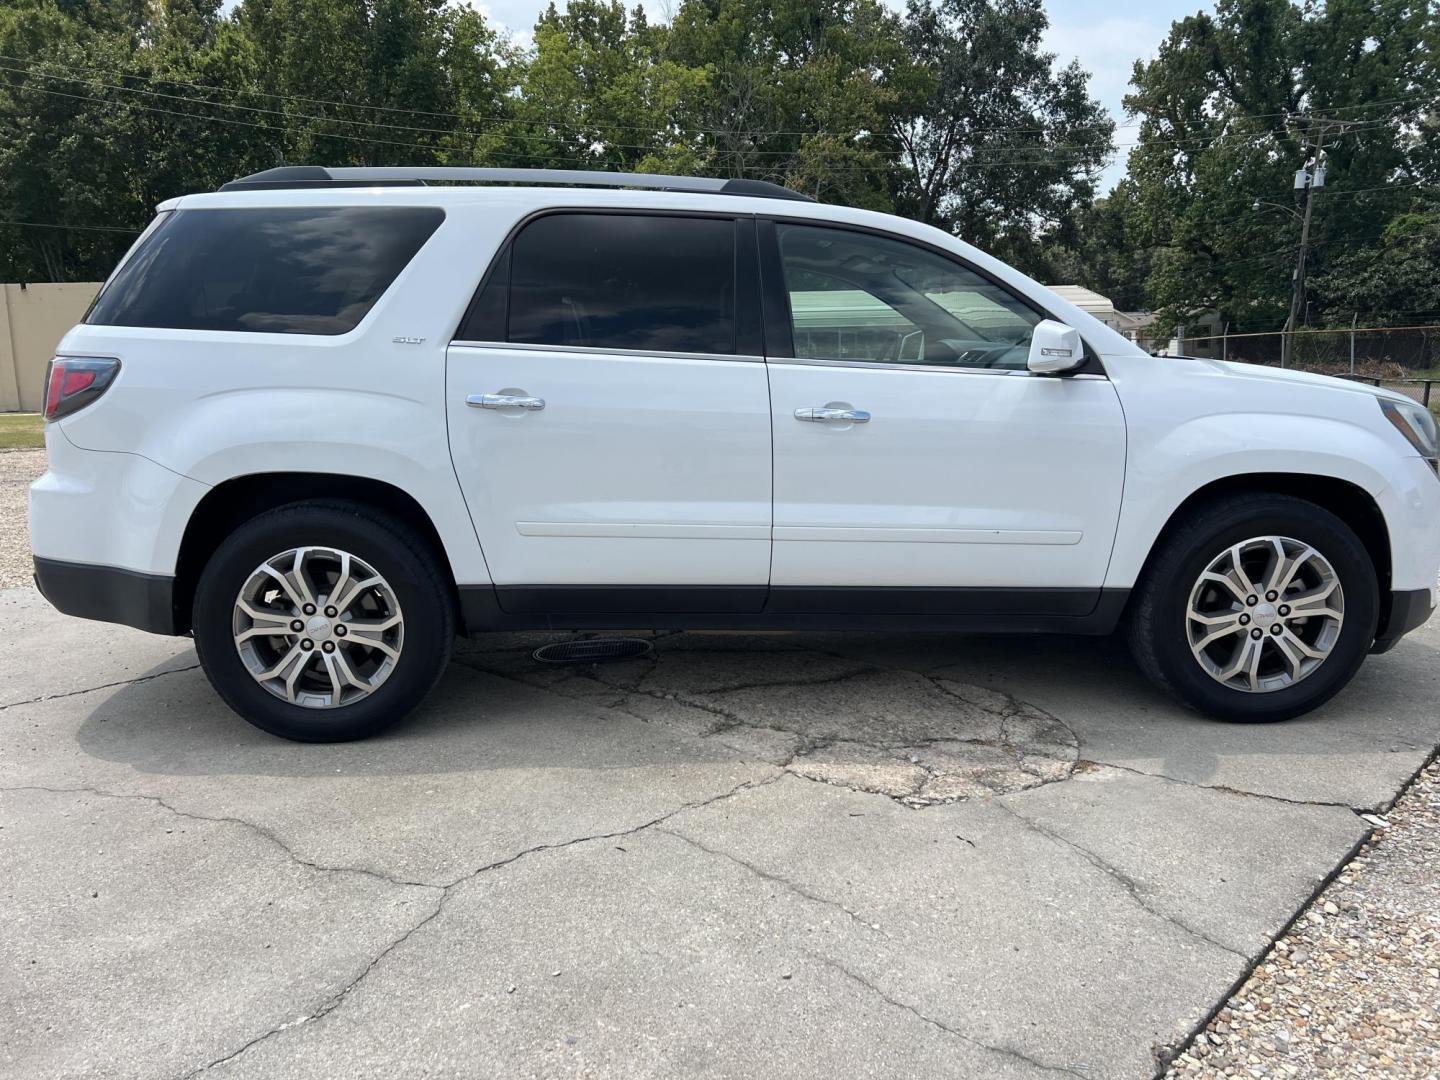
top-left (450, 340), bottom-right (767, 364)
top-left (758, 216), bottom-right (1108, 379)
top-left (452, 207), bottom-right (765, 359)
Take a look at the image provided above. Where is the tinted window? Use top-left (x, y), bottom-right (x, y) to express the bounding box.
top-left (87, 206), bottom-right (444, 335)
top-left (508, 214), bottom-right (737, 354)
top-left (778, 224), bottom-right (1041, 369)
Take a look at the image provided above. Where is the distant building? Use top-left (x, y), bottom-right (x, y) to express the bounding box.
top-left (1046, 285), bottom-right (1157, 345)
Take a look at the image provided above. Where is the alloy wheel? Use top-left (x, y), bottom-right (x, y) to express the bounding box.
top-left (1185, 535), bottom-right (1344, 693)
top-left (232, 546), bottom-right (404, 708)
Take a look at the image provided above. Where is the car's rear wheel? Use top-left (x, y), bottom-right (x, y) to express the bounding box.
top-left (1127, 494), bottom-right (1379, 722)
top-left (192, 501), bottom-right (454, 741)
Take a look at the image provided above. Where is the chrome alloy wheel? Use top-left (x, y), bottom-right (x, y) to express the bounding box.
top-left (232, 547), bottom-right (404, 708)
top-left (1186, 536), bottom-right (1345, 693)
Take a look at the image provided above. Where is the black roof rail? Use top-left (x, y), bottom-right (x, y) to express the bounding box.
top-left (218, 166), bottom-right (816, 202)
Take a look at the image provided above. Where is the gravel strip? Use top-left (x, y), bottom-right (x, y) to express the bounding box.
top-left (1165, 758), bottom-right (1440, 1079)
top-left (0, 448), bottom-right (45, 588)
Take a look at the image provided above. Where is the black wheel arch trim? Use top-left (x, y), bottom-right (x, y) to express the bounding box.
top-left (33, 556), bottom-right (183, 636)
top-left (1371, 588), bottom-right (1434, 653)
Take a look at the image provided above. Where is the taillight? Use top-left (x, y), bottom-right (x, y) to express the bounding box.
top-left (42, 357), bottom-right (120, 422)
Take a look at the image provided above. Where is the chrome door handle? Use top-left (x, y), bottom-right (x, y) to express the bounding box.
top-left (468, 393), bottom-right (545, 411)
top-left (795, 407), bottom-right (870, 423)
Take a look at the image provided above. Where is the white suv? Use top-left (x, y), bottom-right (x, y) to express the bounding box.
top-left (29, 166), bottom-right (1440, 740)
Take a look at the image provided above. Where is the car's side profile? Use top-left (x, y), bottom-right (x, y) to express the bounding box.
top-left (29, 166), bottom-right (1440, 740)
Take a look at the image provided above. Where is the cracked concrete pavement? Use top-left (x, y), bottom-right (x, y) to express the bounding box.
top-left (2, 584), bottom-right (1438, 1079)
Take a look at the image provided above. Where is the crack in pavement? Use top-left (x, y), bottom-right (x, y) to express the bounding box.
top-left (992, 800), bottom-right (1249, 962)
top-left (21, 638), bottom-right (1423, 1078)
top-left (806, 951), bottom-right (1092, 1078)
top-left (1144, 749), bottom-right (1440, 1074)
top-left (458, 644), bottom-right (1081, 808)
top-left (178, 890), bottom-right (448, 1078)
top-left (167, 770), bottom-right (786, 1077)
top-left (655, 825), bottom-right (892, 939)
top-left (1144, 823), bottom-right (1377, 1078)
top-left (0, 784), bottom-right (438, 890)
top-left (1074, 760), bottom-right (1368, 812)
top-left (0, 663), bottom-right (201, 712)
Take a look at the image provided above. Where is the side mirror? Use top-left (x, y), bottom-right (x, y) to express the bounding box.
top-left (1027, 320), bottom-right (1084, 374)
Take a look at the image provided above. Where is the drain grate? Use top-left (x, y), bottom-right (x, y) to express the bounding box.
top-left (533, 638), bottom-right (654, 665)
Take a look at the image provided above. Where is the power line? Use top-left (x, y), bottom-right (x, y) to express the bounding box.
top-left (1, 51), bottom-right (1425, 167)
top-left (0, 50), bottom-right (1124, 141)
top-left (7, 71), bottom-right (1409, 173)
top-left (0, 218), bottom-right (141, 233)
top-left (0, 77), bottom-right (1111, 170)
top-left (0, 59), bottom-right (1127, 163)
top-left (0, 60), bottom-right (703, 155)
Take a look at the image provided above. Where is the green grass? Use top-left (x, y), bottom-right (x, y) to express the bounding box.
top-left (0, 413), bottom-right (43, 450)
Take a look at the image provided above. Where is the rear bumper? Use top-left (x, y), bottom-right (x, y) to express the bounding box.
top-left (28, 423), bottom-right (208, 576)
top-left (33, 557), bottom-right (181, 636)
top-left (1371, 587), bottom-right (1435, 654)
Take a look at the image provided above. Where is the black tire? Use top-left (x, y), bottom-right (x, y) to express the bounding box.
top-left (192, 500), bottom-right (455, 741)
top-left (1127, 493), bottom-right (1379, 722)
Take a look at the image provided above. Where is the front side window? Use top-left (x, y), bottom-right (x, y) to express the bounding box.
top-left (777, 223), bottom-right (1042, 369)
top-left (507, 213), bottom-right (738, 354)
top-left (87, 206), bottom-right (444, 335)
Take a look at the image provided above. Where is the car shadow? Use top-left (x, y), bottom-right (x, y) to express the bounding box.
top-left (69, 627), bottom-right (1440, 811)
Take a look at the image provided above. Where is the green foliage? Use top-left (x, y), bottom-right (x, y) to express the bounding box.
top-left (0, 0), bottom-right (1110, 283)
top-left (890, 0), bottom-right (1113, 271)
top-left (1119, 0), bottom-right (1440, 332)
top-left (1, 0), bottom-right (1434, 335)
top-left (1313, 205), bottom-right (1440, 325)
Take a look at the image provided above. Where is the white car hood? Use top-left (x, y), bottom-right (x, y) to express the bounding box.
top-left (1169, 355), bottom-right (1414, 405)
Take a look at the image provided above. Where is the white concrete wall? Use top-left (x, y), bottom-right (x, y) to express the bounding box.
top-left (1, 283), bottom-right (102, 412)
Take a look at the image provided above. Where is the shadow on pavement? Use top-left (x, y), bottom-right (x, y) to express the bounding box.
top-left (68, 626), bottom-right (1440, 810)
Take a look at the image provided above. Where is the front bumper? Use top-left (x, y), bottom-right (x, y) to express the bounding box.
top-left (33, 557), bottom-right (181, 636)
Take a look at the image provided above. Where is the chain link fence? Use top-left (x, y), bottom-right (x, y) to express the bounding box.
top-left (1159, 324), bottom-right (1440, 411)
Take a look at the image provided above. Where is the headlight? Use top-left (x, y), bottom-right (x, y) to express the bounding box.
top-left (1380, 398), bottom-right (1440, 472)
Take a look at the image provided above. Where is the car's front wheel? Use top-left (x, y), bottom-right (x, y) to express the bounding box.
top-left (1127, 493), bottom-right (1379, 722)
top-left (192, 501), bottom-right (454, 741)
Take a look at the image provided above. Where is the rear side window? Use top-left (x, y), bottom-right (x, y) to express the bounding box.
top-left (504, 213), bottom-right (737, 354)
top-left (87, 206), bottom-right (444, 335)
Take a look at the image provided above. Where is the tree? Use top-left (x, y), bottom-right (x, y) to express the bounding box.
top-left (889, 0), bottom-right (1112, 274)
top-left (1312, 206), bottom-right (1440, 325)
top-left (666, 0), bottom-right (906, 208)
top-left (0, 0), bottom-right (517, 279)
top-left (0, 0), bottom-right (275, 278)
top-left (1121, 0), bottom-right (1440, 332)
top-left (1035, 182), bottom-right (1152, 310)
top-left (506, 1), bottom-right (708, 174)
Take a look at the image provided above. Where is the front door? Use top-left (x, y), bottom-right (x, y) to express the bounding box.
top-left (446, 211), bottom-right (772, 613)
top-left (761, 220), bottom-right (1127, 616)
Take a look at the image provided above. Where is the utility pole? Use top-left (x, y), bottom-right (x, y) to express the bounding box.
top-left (1277, 115), bottom-right (1367, 368)
top-left (1281, 127), bottom-right (1324, 369)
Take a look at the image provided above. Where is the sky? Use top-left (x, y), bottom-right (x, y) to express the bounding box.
top-left (473, 0), bottom-right (1216, 190)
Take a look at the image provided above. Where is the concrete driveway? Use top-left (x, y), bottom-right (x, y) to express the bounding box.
top-left (2, 585), bottom-right (1437, 1079)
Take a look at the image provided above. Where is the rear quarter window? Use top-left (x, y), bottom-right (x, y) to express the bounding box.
top-left (87, 206), bottom-right (444, 335)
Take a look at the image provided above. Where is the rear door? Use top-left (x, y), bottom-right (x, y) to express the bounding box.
top-left (761, 219), bottom-right (1127, 616)
top-left (446, 211), bottom-right (773, 614)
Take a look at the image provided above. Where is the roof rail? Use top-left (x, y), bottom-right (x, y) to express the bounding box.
top-left (219, 166), bottom-right (816, 202)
